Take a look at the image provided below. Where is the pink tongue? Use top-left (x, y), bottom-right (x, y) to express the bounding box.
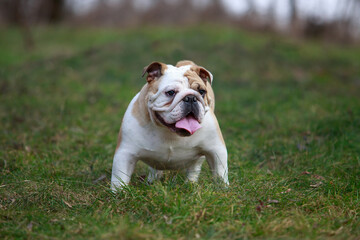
top-left (175, 115), bottom-right (202, 135)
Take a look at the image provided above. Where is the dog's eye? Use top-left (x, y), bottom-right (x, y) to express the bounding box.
top-left (166, 90), bottom-right (176, 97)
top-left (199, 89), bottom-right (207, 97)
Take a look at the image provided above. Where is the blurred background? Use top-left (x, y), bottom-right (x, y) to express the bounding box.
top-left (1, 2), bottom-right (360, 239)
top-left (1, 0), bottom-right (360, 49)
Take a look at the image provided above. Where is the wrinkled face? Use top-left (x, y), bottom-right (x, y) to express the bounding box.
top-left (147, 65), bottom-right (211, 137)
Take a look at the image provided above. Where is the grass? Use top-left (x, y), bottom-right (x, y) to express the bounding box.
top-left (0, 25), bottom-right (360, 239)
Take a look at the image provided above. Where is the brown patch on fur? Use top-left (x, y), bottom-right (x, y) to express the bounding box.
top-left (177, 60), bottom-right (213, 84)
top-left (210, 110), bottom-right (225, 146)
top-left (179, 60), bottom-right (214, 109)
top-left (132, 84), bottom-right (151, 126)
top-left (115, 125), bottom-right (123, 152)
top-left (206, 82), bottom-right (215, 110)
top-left (160, 63), bottom-right (168, 75)
top-left (176, 60), bottom-right (196, 67)
top-left (147, 77), bottom-right (161, 94)
top-left (184, 70), bottom-right (215, 110)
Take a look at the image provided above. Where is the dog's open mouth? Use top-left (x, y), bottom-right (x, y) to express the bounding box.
top-left (155, 113), bottom-right (202, 137)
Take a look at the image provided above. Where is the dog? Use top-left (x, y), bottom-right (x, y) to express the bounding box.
top-left (111, 60), bottom-right (228, 190)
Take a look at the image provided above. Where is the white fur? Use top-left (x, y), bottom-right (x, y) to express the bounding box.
top-left (111, 64), bottom-right (228, 191)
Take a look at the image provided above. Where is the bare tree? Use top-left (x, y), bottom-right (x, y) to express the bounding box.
top-left (0, 0), bottom-right (67, 49)
top-left (0, 0), bottom-right (34, 49)
top-left (289, 0), bottom-right (299, 33)
top-left (37, 0), bottom-right (65, 23)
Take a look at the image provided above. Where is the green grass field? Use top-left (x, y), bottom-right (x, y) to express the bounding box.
top-left (1, 26), bottom-right (359, 239)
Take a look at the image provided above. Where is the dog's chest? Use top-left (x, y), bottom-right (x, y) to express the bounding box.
top-left (138, 140), bottom-right (203, 170)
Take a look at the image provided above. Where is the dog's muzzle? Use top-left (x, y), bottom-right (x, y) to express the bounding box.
top-left (181, 94), bottom-right (200, 120)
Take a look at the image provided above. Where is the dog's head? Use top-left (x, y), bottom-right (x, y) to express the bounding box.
top-left (142, 60), bottom-right (214, 136)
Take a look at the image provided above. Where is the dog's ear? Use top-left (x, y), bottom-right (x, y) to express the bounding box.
top-left (142, 62), bottom-right (167, 83)
top-left (191, 66), bottom-right (213, 85)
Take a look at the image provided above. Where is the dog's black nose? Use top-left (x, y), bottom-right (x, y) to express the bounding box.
top-left (183, 95), bottom-right (197, 103)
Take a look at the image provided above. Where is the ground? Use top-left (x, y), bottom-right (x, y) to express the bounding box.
top-left (0, 26), bottom-right (359, 239)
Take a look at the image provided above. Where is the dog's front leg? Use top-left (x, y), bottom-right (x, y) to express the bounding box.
top-left (111, 148), bottom-right (137, 191)
top-left (205, 145), bottom-right (229, 185)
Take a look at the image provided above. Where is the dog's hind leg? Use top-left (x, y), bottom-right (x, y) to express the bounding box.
top-left (186, 157), bottom-right (205, 183)
top-left (147, 167), bottom-right (163, 184)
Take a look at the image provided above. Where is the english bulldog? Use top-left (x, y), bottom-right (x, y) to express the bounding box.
top-left (111, 60), bottom-right (228, 191)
